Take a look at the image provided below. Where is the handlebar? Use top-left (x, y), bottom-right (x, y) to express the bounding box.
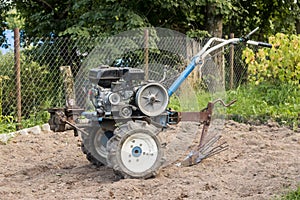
top-left (258, 42), bottom-right (273, 48)
top-left (199, 38), bottom-right (272, 61)
top-left (167, 27), bottom-right (272, 96)
top-left (242, 27), bottom-right (272, 48)
top-left (247, 40), bottom-right (272, 48)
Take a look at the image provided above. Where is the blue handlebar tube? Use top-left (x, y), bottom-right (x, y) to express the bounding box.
top-left (167, 57), bottom-right (200, 96)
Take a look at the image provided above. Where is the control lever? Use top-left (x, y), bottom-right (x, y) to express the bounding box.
top-left (244, 27), bottom-right (259, 40)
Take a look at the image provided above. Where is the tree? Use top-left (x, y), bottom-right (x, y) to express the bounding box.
top-left (0, 0), bottom-right (13, 44)
top-left (2, 0), bottom-right (300, 40)
top-left (13, 0), bottom-right (149, 37)
top-left (11, 0), bottom-right (237, 38)
top-left (223, 0), bottom-right (300, 38)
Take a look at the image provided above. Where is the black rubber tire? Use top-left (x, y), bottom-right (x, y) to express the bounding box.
top-left (107, 120), bottom-right (165, 179)
top-left (81, 128), bottom-right (113, 166)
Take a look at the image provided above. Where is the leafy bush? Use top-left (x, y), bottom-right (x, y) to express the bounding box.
top-left (243, 33), bottom-right (300, 86)
top-left (0, 52), bottom-right (63, 118)
top-left (0, 51), bottom-right (61, 133)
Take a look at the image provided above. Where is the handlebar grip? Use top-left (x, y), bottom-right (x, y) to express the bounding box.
top-left (258, 42), bottom-right (272, 48)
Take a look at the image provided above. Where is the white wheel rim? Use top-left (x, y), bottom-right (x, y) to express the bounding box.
top-left (120, 132), bottom-right (159, 173)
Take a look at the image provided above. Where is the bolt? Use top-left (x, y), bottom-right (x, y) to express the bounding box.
top-left (150, 95), bottom-right (156, 103)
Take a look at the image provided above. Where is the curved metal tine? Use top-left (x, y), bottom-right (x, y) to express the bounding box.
top-left (201, 143), bottom-right (229, 160)
top-left (212, 99), bottom-right (237, 107)
top-left (198, 134), bottom-right (222, 153)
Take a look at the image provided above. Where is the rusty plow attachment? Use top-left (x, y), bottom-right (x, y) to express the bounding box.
top-left (177, 99), bottom-right (236, 167)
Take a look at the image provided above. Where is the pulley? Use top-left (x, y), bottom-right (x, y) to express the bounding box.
top-left (135, 83), bottom-right (169, 117)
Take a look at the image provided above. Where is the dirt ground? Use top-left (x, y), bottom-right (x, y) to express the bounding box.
top-left (0, 120), bottom-right (299, 200)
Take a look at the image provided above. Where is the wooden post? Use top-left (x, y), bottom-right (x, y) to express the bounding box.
top-left (144, 29), bottom-right (149, 81)
top-left (14, 28), bottom-right (22, 130)
top-left (229, 33), bottom-right (235, 89)
top-left (186, 38), bottom-right (192, 83)
top-left (60, 66), bottom-right (76, 108)
top-left (0, 79), bottom-right (2, 117)
top-left (192, 40), bottom-right (198, 85)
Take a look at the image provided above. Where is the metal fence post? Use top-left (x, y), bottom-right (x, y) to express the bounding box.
top-left (144, 29), bottom-right (149, 81)
top-left (14, 28), bottom-right (22, 130)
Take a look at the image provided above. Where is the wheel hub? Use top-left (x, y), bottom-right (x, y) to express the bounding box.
top-left (132, 146), bottom-right (142, 157)
top-left (106, 121), bottom-right (165, 179)
top-left (120, 133), bottom-right (159, 173)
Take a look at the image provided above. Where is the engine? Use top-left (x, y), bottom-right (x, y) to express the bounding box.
top-left (88, 65), bottom-right (169, 121)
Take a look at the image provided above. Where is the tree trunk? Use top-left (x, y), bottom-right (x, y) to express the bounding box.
top-left (205, 4), bottom-right (223, 37)
top-left (205, 3), bottom-right (224, 90)
top-left (296, 19), bottom-right (300, 34)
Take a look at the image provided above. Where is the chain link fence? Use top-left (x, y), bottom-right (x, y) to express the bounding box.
top-left (0, 30), bottom-right (250, 131)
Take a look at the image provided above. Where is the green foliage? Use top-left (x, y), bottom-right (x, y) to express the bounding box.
top-left (169, 95), bottom-right (181, 111)
top-left (280, 186), bottom-right (300, 200)
top-left (5, 9), bottom-right (25, 29)
top-left (244, 33), bottom-right (300, 86)
top-left (0, 115), bottom-right (16, 134)
top-left (0, 45), bottom-right (63, 134)
top-left (227, 83), bottom-right (300, 128)
top-left (169, 90), bottom-right (217, 112)
top-left (224, 0), bottom-right (300, 38)
top-left (186, 29), bottom-right (210, 39)
top-left (11, 0), bottom-right (238, 38)
top-left (20, 110), bottom-right (50, 129)
top-left (0, 110), bottom-right (50, 134)
top-left (0, 76), bottom-right (10, 116)
top-left (2, 0), bottom-right (300, 42)
top-left (0, 52), bottom-right (63, 118)
top-left (0, 1), bottom-right (13, 44)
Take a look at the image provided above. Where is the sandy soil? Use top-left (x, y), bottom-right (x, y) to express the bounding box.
top-left (0, 120), bottom-right (299, 200)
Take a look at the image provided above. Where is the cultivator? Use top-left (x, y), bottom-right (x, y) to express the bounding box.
top-left (48, 28), bottom-right (271, 179)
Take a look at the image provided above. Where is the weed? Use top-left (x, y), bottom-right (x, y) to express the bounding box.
top-left (280, 186), bottom-right (300, 200)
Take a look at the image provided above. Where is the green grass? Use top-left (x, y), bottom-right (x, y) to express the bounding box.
top-left (169, 82), bottom-right (299, 129)
top-left (226, 83), bottom-right (299, 128)
top-left (169, 90), bottom-right (213, 111)
top-left (0, 115), bottom-right (16, 134)
top-left (280, 186), bottom-right (300, 200)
